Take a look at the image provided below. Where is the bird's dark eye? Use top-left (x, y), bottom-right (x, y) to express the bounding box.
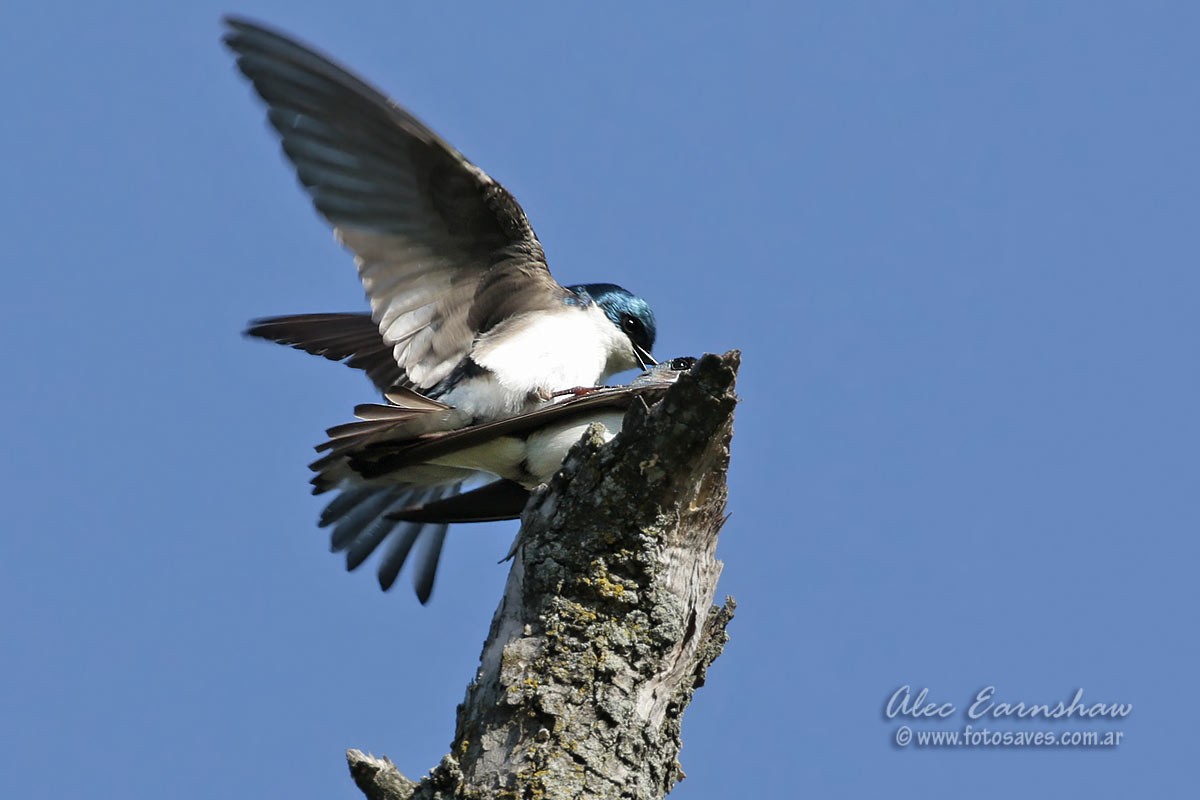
top-left (621, 314), bottom-right (641, 334)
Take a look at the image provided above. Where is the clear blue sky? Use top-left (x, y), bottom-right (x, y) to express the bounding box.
top-left (2, 2), bottom-right (1196, 797)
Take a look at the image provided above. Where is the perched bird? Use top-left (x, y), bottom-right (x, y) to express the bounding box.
top-left (309, 359), bottom-right (697, 598)
top-left (222, 17), bottom-right (661, 600)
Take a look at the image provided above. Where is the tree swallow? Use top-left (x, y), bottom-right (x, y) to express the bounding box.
top-left (223, 18), bottom-right (659, 422)
top-left (309, 359), bottom-right (696, 602)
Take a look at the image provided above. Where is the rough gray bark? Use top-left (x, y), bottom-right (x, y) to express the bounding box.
top-left (348, 351), bottom-right (740, 800)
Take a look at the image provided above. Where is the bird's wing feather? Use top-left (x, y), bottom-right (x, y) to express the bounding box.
top-left (223, 17), bottom-right (563, 391)
top-left (386, 479), bottom-right (530, 524)
top-left (244, 312), bottom-right (403, 392)
top-left (320, 483), bottom-right (460, 604)
top-left (349, 383), bottom-right (671, 479)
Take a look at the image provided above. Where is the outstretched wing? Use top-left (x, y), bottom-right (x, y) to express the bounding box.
top-left (245, 312), bottom-right (403, 393)
top-left (224, 17), bottom-right (564, 392)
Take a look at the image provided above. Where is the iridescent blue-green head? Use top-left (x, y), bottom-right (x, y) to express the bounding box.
top-left (568, 282), bottom-right (657, 370)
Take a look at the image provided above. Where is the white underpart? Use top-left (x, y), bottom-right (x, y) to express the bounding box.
top-left (426, 410), bottom-right (627, 487)
top-left (427, 437), bottom-right (528, 479)
top-left (443, 305), bottom-right (636, 419)
top-left (522, 411), bottom-right (625, 484)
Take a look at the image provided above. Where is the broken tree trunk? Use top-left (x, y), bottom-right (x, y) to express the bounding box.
top-left (348, 351), bottom-right (740, 800)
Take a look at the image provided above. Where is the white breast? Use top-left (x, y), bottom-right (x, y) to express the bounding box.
top-left (471, 306), bottom-right (632, 399)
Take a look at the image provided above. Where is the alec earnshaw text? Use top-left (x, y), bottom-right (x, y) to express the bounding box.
top-left (886, 685), bottom-right (1133, 721)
